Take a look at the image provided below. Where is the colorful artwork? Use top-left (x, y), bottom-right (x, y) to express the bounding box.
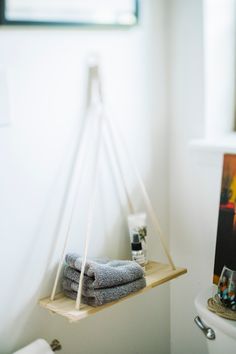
top-left (213, 154), bottom-right (236, 285)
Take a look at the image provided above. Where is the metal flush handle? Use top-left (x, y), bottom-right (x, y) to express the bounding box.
top-left (194, 316), bottom-right (216, 340)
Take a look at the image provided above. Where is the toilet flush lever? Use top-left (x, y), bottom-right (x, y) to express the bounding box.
top-left (194, 316), bottom-right (216, 340)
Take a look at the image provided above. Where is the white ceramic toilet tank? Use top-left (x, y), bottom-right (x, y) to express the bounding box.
top-left (194, 287), bottom-right (236, 354)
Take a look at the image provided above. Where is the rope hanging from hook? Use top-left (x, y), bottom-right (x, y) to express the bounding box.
top-left (50, 61), bottom-right (104, 302)
top-left (75, 108), bottom-right (104, 310)
top-left (50, 57), bottom-right (175, 309)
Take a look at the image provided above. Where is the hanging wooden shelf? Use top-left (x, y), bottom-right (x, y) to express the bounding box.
top-left (39, 261), bottom-right (187, 323)
top-left (39, 62), bottom-right (187, 321)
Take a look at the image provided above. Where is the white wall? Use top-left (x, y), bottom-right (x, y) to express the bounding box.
top-left (204, 0), bottom-right (236, 138)
top-left (0, 1), bottom-right (171, 353)
top-left (169, 0), bottom-right (227, 353)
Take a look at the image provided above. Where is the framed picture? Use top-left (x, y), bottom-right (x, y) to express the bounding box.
top-left (213, 154), bottom-right (236, 284)
top-left (0, 0), bottom-right (139, 27)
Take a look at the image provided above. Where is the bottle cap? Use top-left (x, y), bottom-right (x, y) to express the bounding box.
top-left (133, 234), bottom-right (140, 243)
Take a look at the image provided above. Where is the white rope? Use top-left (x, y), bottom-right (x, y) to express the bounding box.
top-left (103, 123), bottom-right (135, 214)
top-left (94, 63), bottom-right (134, 214)
top-left (50, 63), bottom-right (101, 301)
top-left (50, 109), bottom-right (95, 301)
top-left (104, 116), bottom-right (176, 270)
top-left (75, 109), bottom-right (104, 310)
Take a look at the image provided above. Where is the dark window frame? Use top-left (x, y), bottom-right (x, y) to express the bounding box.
top-left (0, 0), bottom-right (139, 27)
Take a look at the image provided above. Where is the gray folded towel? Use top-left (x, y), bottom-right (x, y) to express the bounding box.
top-left (62, 276), bottom-right (146, 306)
top-left (63, 266), bottom-right (95, 290)
top-left (65, 253), bottom-right (144, 289)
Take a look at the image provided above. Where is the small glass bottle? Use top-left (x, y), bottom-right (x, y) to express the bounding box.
top-left (131, 234), bottom-right (146, 267)
top-left (128, 213), bottom-right (148, 265)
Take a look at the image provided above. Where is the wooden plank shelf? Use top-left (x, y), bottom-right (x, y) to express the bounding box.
top-left (39, 261), bottom-right (187, 322)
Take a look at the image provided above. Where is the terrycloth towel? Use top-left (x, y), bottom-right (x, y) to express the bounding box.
top-left (63, 265), bottom-right (98, 290)
top-left (63, 266), bottom-right (146, 292)
top-left (62, 276), bottom-right (146, 306)
top-left (65, 253), bottom-right (145, 289)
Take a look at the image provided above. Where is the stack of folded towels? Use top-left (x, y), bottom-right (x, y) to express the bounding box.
top-left (62, 253), bottom-right (146, 307)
